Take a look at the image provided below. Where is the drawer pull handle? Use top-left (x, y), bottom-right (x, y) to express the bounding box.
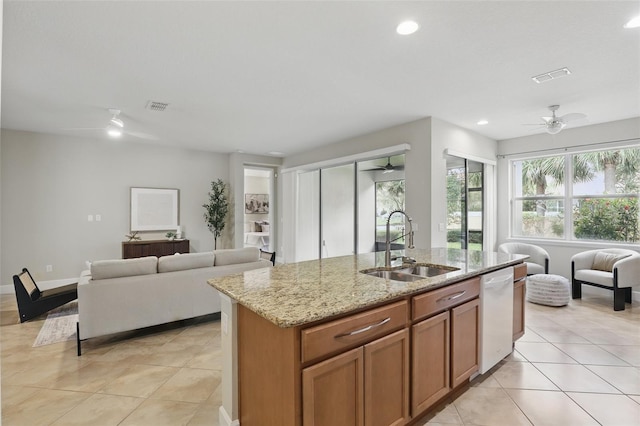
top-left (335, 317), bottom-right (391, 338)
top-left (437, 290), bottom-right (466, 303)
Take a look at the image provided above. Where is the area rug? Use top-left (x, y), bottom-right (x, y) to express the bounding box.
top-left (33, 301), bottom-right (78, 347)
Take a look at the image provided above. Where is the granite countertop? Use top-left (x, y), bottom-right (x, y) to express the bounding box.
top-left (207, 248), bottom-right (527, 328)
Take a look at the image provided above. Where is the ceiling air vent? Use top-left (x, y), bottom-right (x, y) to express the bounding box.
top-left (532, 67), bottom-right (571, 84)
top-left (146, 101), bottom-right (169, 111)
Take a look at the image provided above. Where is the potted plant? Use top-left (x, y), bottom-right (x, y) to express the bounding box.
top-left (203, 179), bottom-right (229, 250)
top-left (165, 231), bottom-right (176, 241)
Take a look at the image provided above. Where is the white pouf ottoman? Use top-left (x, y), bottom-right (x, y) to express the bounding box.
top-left (526, 274), bottom-right (571, 307)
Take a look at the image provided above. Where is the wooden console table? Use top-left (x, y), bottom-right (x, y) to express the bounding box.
top-left (122, 239), bottom-right (190, 259)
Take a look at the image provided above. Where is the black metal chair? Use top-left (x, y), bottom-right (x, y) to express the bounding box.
top-left (260, 249), bottom-right (276, 266)
top-left (12, 268), bottom-right (78, 322)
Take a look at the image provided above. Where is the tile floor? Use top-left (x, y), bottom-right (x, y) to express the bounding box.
top-left (1, 290), bottom-right (639, 425)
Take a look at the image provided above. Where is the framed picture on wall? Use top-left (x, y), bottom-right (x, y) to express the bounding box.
top-left (130, 187), bottom-right (179, 231)
top-left (245, 193), bottom-right (269, 214)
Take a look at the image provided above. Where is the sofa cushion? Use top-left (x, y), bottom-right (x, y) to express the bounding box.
top-left (91, 256), bottom-right (158, 280)
top-left (158, 252), bottom-right (214, 273)
top-left (592, 252), bottom-right (630, 272)
top-left (214, 247), bottom-right (259, 266)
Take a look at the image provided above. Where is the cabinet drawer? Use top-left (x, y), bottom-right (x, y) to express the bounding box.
top-left (301, 300), bottom-right (408, 364)
top-left (514, 263), bottom-right (527, 281)
top-left (412, 278), bottom-right (480, 321)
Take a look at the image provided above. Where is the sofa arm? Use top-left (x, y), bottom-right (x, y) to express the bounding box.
top-left (614, 254), bottom-right (640, 288)
top-left (571, 250), bottom-right (598, 271)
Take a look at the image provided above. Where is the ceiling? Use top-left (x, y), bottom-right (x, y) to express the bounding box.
top-left (2, 1), bottom-right (639, 156)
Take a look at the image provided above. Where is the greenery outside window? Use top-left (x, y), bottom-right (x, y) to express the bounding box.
top-left (511, 147), bottom-right (639, 243)
top-left (375, 180), bottom-right (405, 246)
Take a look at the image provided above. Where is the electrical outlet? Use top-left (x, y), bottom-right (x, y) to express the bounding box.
top-left (46, 265), bottom-right (53, 272)
top-left (88, 214), bottom-right (94, 222)
top-left (95, 214), bottom-right (101, 222)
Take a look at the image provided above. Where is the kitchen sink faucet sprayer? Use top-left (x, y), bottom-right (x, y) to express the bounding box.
top-left (385, 210), bottom-right (415, 268)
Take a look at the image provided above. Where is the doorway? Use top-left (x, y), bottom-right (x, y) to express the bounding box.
top-left (243, 167), bottom-right (274, 251)
top-left (446, 155), bottom-right (484, 250)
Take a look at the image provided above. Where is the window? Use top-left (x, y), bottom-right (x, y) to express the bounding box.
top-left (375, 180), bottom-right (405, 248)
top-left (511, 147), bottom-right (639, 243)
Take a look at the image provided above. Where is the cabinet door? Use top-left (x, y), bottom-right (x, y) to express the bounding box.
top-left (303, 347), bottom-right (364, 426)
top-left (364, 329), bottom-right (409, 426)
top-left (411, 311), bottom-right (450, 416)
top-left (451, 299), bottom-right (479, 388)
top-left (513, 279), bottom-right (526, 341)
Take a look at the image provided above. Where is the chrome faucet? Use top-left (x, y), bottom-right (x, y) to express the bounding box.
top-left (385, 210), bottom-right (415, 268)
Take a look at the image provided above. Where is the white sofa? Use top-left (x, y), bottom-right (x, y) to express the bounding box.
top-left (77, 247), bottom-right (271, 355)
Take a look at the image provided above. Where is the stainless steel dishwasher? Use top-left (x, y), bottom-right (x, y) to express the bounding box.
top-left (479, 266), bottom-right (514, 374)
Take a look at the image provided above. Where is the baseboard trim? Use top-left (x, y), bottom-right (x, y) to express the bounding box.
top-left (1, 284), bottom-right (15, 295)
top-left (219, 406), bottom-right (239, 426)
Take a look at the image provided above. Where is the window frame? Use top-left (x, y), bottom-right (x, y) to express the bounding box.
top-left (510, 146), bottom-right (639, 244)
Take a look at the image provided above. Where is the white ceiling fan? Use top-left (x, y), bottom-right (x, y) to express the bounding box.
top-left (62, 108), bottom-right (158, 140)
top-left (525, 105), bottom-right (586, 135)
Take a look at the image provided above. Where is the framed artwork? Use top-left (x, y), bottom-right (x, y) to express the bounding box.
top-left (245, 193), bottom-right (269, 214)
top-left (130, 187), bottom-right (179, 231)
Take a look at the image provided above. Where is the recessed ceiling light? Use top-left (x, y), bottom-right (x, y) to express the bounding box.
top-left (624, 15), bottom-right (640, 28)
top-left (477, 120), bottom-right (489, 126)
top-left (396, 21), bottom-right (419, 35)
top-left (107, 124), bottom-right (122, 137)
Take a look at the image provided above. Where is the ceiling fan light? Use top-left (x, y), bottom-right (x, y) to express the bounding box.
top-left (107, 124), bottom-right (123, 137)
top-left (397, 20), bottom-right (419, 35)
top-left (110, 117), bottom-right (124, 128)
top-left (546, 121), bottom-right (565, 135)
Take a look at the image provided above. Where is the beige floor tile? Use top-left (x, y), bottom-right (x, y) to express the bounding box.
top-left (50, 393), bottom-right (143, 425)
top-left (1, 388), bottom-right (91, 425)
top-left (528, 326), bottom-right (590, 344)
top-left (48, 361), bottom-right (131, 393)
top-left (471, 373), bottom-right (503, 388)
top-left (554, 343), bottom-right (631, 366)
top-left (506, 389), bottom-right (599, 426)
top-left (453, 387), bottom-right (532, 425)
top-left (99, 364), bottom-right (179, 398)
top-left (504, 349), bottom-right (528, 362)
top-left (514, 341), bottom-right (578, 364)
top-left (629, 395), bottom-right (640, 404)
top-left (492, 361), bottom-right (559, 390)
top-left (533, 363), bottom-right (621, 394)
top-left (141, 342), bottom-right (204, 368)
top-left (119, 399), bottom-right (200, 426)
top-left (518, 327), bottom-right (547, 343)
top-left (421, 402), bottom-right (463, 425)
top-left (599, 344), bottom-right (640, 367)
top-left (586, 365), bottom-right (640, 395)
top-left (567, 392), bottom-right (640, 426)
top-left (151, 368), bottom-right (221, 403)
top-left (187, 401), bottom-right (221, 426)
top-left (187, 345), bottom-right (222, 370)
top-left (574, 328), bottom-right (640, 346)
top-left (0, 384), bottom-right (41, 410)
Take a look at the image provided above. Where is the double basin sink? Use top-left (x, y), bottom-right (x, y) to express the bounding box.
top-left (361, 264), bottom-right (459, 282)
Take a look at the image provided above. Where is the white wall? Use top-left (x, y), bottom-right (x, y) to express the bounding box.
top-left (496, 117), bottom-right (640, 292)
top-left (1, 129), bottom-right (229, 288)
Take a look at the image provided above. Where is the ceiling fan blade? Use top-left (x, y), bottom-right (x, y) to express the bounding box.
top-left (541, 116), bottom-right (553, 123)
top-left (125, 130), bottom-right (159, 140)
top-left (559, 113), bottom-right (586, 122)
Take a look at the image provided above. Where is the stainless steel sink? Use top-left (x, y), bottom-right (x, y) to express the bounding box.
top-left (363, 270), bottom-right (425, 282)
top-left (398, 264), bottom-right (459, 277)
top-left (361, 263), bottom-right (458, 282)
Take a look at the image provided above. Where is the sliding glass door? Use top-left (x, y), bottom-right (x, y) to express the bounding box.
top-left (446, 155), bottom-right (484, 250)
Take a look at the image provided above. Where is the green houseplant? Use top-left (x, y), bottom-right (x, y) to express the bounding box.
top-left (203, 179), bottom-right (229, 249)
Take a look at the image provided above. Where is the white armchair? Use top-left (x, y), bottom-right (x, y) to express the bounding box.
top-left (498, 242), bottom-right (549, 275)
top-left (571, 248), bottom-right (640, 311)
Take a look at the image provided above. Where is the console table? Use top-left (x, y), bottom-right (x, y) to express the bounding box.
top-left (122, 239), bottom-right (189, 259)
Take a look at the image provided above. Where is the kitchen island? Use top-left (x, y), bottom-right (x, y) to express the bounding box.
top-left (208, 248), bottom-right (527, 426)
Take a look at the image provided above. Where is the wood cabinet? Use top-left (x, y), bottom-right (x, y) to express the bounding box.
top-left (513, 263), bottom-right (527, 341)
top-left (411, 278), bottom-right (480, 415)
top-left (302, 329), bottom-right (410, 426)
top-left (451, 298), bottom-right (480, 388)
top-left (122, 239), bottom-right (189, 259)
top-left (411, 311), bottom-right (450, 414)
